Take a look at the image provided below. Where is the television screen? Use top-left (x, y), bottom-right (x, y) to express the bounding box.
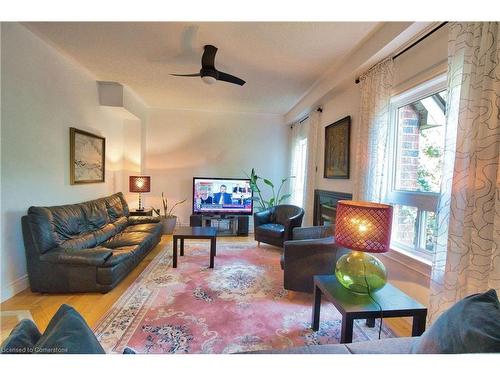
top-left (193, 177), bottom-right (253, 215)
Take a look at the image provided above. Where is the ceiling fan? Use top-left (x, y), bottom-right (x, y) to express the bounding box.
top-left (170, 45), bottom-right (246, 86)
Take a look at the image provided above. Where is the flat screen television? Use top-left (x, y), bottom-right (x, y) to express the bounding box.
top-left (192, 177), bottom-right (253, 216)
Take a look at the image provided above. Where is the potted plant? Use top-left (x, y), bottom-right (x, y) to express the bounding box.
top-left (247, 168), bottom-right (294, 211)
top-left (152, 193), bottom-right (187, 234)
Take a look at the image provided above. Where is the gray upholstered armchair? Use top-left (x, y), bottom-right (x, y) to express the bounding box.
top-left (254, 205), bottom-right (304, 248)
top-left (281, 225), bottom-right (348, 293)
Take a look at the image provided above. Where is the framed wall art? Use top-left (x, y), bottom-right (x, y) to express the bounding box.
top-left (324, 115), bottom-right (350, 179)
top-left (70, 127), bottom-right (105, 184)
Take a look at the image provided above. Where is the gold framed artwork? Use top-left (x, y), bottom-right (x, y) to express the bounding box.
top-left (324, 116), bottom-right (350, 179)
top-left (70, 127), bottom-right (105, 184)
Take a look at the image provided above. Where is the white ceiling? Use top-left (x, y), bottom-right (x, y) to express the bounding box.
top-left (25, 22), bottom-right (380, 114)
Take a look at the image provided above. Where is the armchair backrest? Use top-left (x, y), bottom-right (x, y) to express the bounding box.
top-left (273, 205), bottom-right (304, 225)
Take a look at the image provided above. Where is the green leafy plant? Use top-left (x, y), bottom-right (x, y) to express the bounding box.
top-left (247, 168), bottom-right (294, 211)
top-left (152, 192), bottom-right (186, 218)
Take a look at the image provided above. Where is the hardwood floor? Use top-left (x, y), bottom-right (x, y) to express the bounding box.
top-left (1, 234), bottom-right (411, 342)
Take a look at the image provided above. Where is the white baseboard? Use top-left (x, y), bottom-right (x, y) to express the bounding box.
top-left (1, 274), bottom-right (29, 303)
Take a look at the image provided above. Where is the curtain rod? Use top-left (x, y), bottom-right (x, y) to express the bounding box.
top-left (355, 22), bottom-right (448, 84)
top-left (290, 106), bottom-right (323, 128)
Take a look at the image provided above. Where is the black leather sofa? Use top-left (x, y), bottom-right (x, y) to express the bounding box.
top-left (21, 192), bottom-right (162, 293)
top-left (253, 204), bottom-right (304, 248)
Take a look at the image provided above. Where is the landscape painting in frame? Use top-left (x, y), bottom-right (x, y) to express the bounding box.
top-left (70, 127), bottom-right (105, 184)
top-left (324, 116), bottom-right (350, 179)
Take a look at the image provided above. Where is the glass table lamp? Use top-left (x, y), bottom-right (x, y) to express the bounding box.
top-left (129, 176), bottom-right (151, 211)
top-left (334, 200), bottom-right (393, 294)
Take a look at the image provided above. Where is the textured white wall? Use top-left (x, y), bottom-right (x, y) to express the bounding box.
top-left (0, 23), bottom-right (137, 301)
top-left (144, 108), bottom-right (288, 227)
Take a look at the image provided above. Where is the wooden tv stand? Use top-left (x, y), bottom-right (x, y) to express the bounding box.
top-left (189, 214), bottom-right (249, 236)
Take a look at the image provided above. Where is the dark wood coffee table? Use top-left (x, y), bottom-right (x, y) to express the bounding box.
top-left (172, 227), bottom-right (217, 269)
top-left (311, 275), bottom-right (427, 343)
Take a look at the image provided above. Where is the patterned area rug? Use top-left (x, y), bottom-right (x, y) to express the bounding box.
top-left (94, 240), bottom-right (394, 353)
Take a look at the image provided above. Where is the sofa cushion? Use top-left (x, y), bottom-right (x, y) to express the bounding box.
top-left (105, 194), bottom-right (125, 222)
top-left (93, 223), bottom-right (119, 245)
top-left (81, 199), bottom-right (109, 230)
top-left (124, 223), bottom-right (160, 233)
top-left (25, 207), bottom-right (58, 254)
top-left (44, 204), bottom-right (88, 243)
top-left (35, 304), bottom-right (105, 354)
top-left (346, 337), bottom-right (417, 354)
top-left (103, 231), bottom-right (152, 248)
top-left (112, 216), bottom-right (129, 233)
top-left (103, 246), bottom-right (137, 267)
top-left (255, 223), bottom-right (285, 238)
top-left (412, 289), bottom-right (500, 353)
top-left (245, 344), bottom-right (351, 354)
top-left (40, 247), bottom-right (113, 266)
top-left (0, 319), bottom-right (42, 354)
top-left (59, 232), bottom-right (97, 249)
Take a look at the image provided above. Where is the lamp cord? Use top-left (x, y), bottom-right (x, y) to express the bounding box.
top-left (362, 260), bottom-right (384, 340)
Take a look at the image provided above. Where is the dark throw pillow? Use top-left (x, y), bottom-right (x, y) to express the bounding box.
top-left (1, 319), bottom-right (42, 354)
top-left (34, 304), bottom-right (105, 354)
top-left (412, 289), bottom-right (500, 353)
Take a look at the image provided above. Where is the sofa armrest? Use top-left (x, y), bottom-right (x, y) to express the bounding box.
top-left (253, 209), bottom-right (272, 228)
top-left (292, 225), bottom-right (333, 240)
top-left (40, 247), bottom-right (113, 266)
top-left (127, 216), bottom-right (161, 225)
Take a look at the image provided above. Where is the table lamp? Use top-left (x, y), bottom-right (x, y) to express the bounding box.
top-left (129, 176), bottom-right (151, 211)
top-left (334, 200), bottom-right (393, 294)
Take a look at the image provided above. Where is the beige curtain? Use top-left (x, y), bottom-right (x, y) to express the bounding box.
top-left (353, 58), bottom-right (394, 202)
top-left (303, 110), bottom-right (320, 225)
top-left (429, 22), bottom-right (500, 323)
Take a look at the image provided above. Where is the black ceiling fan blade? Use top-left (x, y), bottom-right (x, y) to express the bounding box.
top-left (201, 45), bottom-right (218, 69)
top-left (217, 71), bottom-right (246, 86)
top-left (170, 73), bottom-right (201, 77)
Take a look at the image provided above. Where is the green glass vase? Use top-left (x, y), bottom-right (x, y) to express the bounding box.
top-left (335, 251), bottom-right (387, 294)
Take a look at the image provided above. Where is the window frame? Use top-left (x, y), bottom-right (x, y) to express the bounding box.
top-left (386, 74), bottom-right (447, 261)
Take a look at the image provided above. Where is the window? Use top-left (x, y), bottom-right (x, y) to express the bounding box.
top-left (386, 75), bottom-right (447, 260)
top-left (290, 138), bottom-right (308, 207)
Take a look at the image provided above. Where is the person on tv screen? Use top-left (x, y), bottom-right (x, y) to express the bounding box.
top-left (213, 185), bottom-right (232, 205)
top-left (199, 191), bottom-right (213, 204)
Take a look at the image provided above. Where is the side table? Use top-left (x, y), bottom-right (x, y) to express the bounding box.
top-left (129, 209), bottom-right (153, 217)
top-left (311, 275), bottom-right (427, 343)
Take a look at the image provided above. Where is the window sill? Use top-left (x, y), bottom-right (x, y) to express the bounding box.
top-left (381, 246), bottom-right (432, 278)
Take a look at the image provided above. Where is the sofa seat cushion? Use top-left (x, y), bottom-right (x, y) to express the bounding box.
top-left (246, 344), bottom-right (351, 354)
top-left (102, 231), bottom-right (152, 248)
top-left (102, 246), bottom-right (137, 267)
top-left (124, 223), bottom-right (160, 233)
top-left (346, 337), bottom-right (417, 354)
top-left (255, 223), bottom-right (285, 238)
top-left (40, 247), bottom-right (113, 266)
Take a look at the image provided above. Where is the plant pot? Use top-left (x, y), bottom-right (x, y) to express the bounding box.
top-left (161, 216), bottom-right (177, 235)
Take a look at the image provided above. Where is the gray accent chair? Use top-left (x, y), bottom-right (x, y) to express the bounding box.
top-left (254, 205), bottom-right (304, 248)
top-left (281, 225), bottom-right (348, 293)
top-left (21, 192), bottom-right (162, 294)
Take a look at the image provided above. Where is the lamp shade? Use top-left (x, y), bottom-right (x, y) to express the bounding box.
top-left (334, 200), bottom-right (393, 253)
top-left (129, 176), bottom-right (151, 193)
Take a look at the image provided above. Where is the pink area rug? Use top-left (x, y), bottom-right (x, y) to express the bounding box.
top-left (94, 239), bottom-right (394, 353)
